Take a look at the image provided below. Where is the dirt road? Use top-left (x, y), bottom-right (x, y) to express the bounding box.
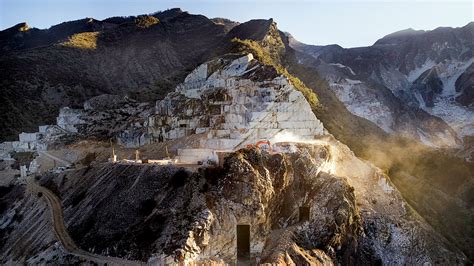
top-left (28, 177), bottom-right (145, 265)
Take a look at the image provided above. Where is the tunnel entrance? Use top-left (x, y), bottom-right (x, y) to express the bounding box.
top-left (299, 206), bottom-right (310, 222)
top-left (237, 224), bottom-right (250, 262)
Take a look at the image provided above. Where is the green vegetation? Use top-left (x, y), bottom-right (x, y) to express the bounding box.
top-left (231, 37), bottom-right (319, 107)
top-left (11, 151), bottom-right (36, 169)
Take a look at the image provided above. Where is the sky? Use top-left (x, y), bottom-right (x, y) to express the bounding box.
top-left (1, 0), bottom-right (472, 48)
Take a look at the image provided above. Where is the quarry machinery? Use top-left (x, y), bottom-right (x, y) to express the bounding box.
top-left (246, 140), bottom-right (271, 151)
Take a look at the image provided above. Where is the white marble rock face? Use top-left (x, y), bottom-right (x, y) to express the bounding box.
top-left (56, 107), bottom-right (85, 133)
top-left (148, 54), bottom-right (325, 152)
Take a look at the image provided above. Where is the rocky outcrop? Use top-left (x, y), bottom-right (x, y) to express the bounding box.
top-left (211, 18), bottom-right (239, 33)
top-left (83, 94), bottom-right (132, 111)
top-left (146, 54), bottom-right (324, 154)
top-left (1, 137), bottom-right (465, 264)
top-left (0, 150), bottom-right (353, 263)
top-left (200, 146), bottom-right (361, 264)
top-left (455, 62), bottom-right (474, 107)
top-left (411, 66), bottom-right (443, 107)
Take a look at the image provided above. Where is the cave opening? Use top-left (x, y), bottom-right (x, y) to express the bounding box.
top-left (299, 206), bottom-right (310, 222)
top-left (236, 224), bottom-right (250, 262)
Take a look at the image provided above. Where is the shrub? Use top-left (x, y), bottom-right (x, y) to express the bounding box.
top-left (135, 16), bottom-right (160, 28)
top-left (61, 32), bottom-right (100, 49)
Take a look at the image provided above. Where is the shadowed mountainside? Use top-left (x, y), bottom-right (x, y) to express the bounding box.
top-left (0, 8), bottom-right (232, 141)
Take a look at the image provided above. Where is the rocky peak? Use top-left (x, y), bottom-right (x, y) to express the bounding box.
top-left (152, 8), bottom-right (185, 21)
top-left (0, 22), bottom-right (32, 42)
top-left (211, 17), bottom-right (239, 32)
top-left (1, 22), bottom-right (30, 33)
top-left (411, 66), bottom-right (443, 107)
top-left (142, 53), bottom-right (325, 152)
top-left (17, 22), bottom-right (30, 32)
top-left (227, 18), bottom-right (275, 41)
top-left (374, 28), bottom-right (425, 45)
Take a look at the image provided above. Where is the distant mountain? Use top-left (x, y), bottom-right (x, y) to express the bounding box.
top-left (290, 22), bottom-right (474, 142)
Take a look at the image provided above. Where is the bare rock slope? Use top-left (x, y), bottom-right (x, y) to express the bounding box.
top-left (0, 139), bottom-right (465, 264)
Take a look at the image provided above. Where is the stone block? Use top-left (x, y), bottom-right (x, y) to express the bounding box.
top-left (288, 90), bottom-right (302, 102)
top-left (0, 142), bottom-right (14, 151)
top-left (178, 148), bottom-right (213, 156)
top-left (19, 132), bottom-right (38, 142)
top-left (20, 165), bottom-right (27, 178)
top-left (215, 130), bottom-right (231, 138)
top-left (250, 112), bottom-right (271, 121)
top-left (176, 148), bottom-right (218, 164)
top-left (201, 139), bottom-right (241, 150)
top-left (184, 63), bottom-right (208, 83)
top-left (38, 125), bottom-right (49, 133)
top-left (0, 150), bottom-right (12, 160)
top-left (12, 141), bottom-right (29, 151)
top-left (249, 121), bottom-right (278, 129)
top-left (261, 128), bottom-right (282, 138)
top-left (229, 129), bottom-right (246, 139)
top-left (225, 113), bottom-right (244, 123)
top-left (278, 121), bottom-right (312, 129)
top-left (221, 123), bottom-right (240, 130)
top-left (276, 112), bottom-right (293, 122)
top-left (195, 128), bottom-right (208, 134)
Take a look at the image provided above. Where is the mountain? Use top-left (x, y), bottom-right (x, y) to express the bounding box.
top-left (0, 8), bottom-right (230, 142)
top-left (0, 52), bottom-right (468, 265)
top-left (287, 24), bottom-right (474, 260)
top-left (0, 9), bottom-right (473, 264)
top-left (289, 22), bottom-right (474, 141)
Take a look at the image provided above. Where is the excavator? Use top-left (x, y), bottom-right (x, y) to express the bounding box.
top-left (246, 140), bottom-right (271, 151)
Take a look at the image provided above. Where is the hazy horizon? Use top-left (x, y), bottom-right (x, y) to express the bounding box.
top-left (1, 0), bottom-right (472, 48)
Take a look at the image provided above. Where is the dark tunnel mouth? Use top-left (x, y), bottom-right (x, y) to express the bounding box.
top-left (299, 206), bottom-right (310, 222)
top-left (237, 224), bottom-right (250, 261)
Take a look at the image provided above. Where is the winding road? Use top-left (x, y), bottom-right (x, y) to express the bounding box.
top-left (27, 177), bottom-right (145, 265)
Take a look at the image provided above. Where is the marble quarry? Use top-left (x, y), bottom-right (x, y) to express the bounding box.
top-left (0, 107), bottom-right (85, 178)
top-left (0, 54), bottom-right (326, 167)
top-left (146, 54), bottom-right (325, 163)
top-left (0, 108), bottom-right (82, 161)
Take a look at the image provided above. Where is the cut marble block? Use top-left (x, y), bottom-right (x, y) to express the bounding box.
top-left (19, 133), bottom-right (39, 142)
top-left (176, 148), bottom-right (217, 164)
top-left (200, 139), bottom-right (242, 151)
